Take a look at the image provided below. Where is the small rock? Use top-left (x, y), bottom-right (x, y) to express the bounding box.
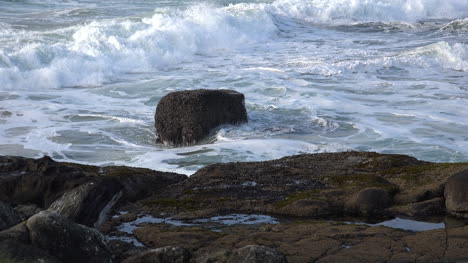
top-left (345, 188), bottom-right (392, 216)
top-left (155, 89), bottom-right (247, 146)
top-left (0, 201), bottom-right (21, 231)
top-left (123, 246), bottom-right (191, 263)
top-left (227, 245), bottom-right (287, 263)
top-left (0, 111), bottom-right (13, 117)
top-left (445, 170), bottom-right (468, 217)
top-left (26, 211), bottom-right (113, 263)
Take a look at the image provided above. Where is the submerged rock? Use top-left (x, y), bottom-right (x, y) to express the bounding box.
top-left (444, 170), bottom-right (468, 218)
top-left (155, 89), bottom-right (247, 146)
top-left (26, 211), bottom-right (113, 263)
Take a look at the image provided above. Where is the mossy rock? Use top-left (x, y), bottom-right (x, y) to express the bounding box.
top-left (324, 174), bottom-right (398, 193)
top-left (142, 198), bottom-right (199, 211)
top-left (382, 163), bottom-right (468, 186)
top-left (274, 189), bottom-right (328, 208)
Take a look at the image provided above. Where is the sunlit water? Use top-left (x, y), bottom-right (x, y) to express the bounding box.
top-left (1, 0), bottom-right (467, 175)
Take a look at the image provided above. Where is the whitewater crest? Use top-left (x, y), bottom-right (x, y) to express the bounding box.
top-left (1, 0), bottom-right (468, 90)
top-left (1, 0), bottom-right (468, 171)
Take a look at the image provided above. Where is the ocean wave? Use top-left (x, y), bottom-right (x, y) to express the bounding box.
top-left (1, 0), bottom-right (467, 90)
top-left (440, 18), bottom-right (468, 32)
top-left (0, 4), bottom-right (275, 90)
top-left (268, 0), bottom-right (468, 24)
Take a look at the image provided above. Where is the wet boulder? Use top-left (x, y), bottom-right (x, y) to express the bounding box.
top-left (0, 155), bottom-right (187, 221)
top-left (155, 89), bottom-right (247, 146)
top-left (0, 155), bottom-right (89, 207)
top-left (123, 246), bottom-right (191, 263)
top-left (445, 170), bottom-right (468, 218)
top-left (48, 179), bottom-right (123, 227)
top-left (345, 187), bottom-right (392, 216)
top-left (0, 201), bottom-right (21, 231)
top-left (26, 211), bottom-right (113, 263)
top-left (227, 245), bottom-right (287, 263)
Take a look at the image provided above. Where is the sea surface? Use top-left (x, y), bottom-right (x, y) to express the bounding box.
top-left (1, 0), bottom-right (467, 175)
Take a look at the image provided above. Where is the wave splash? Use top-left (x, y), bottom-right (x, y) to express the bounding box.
top-left (268, 0), bottom-right (468, 24)
top-left (0, 0), bottom-right (467, 90)
top-left (0, 4), bottom-right (275, 90)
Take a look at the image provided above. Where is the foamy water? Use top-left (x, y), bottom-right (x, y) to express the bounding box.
top-left (1, 0), bottom-right (467, 175)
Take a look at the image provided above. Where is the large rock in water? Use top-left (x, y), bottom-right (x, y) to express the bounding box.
top-left (155, 89), bottom-right (248, 146)
top-left (444, 170), bottom-right (468, 218)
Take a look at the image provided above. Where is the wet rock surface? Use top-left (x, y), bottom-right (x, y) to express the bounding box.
top-left (0, 201), bottom-right (21, 231)
top-left (227, 245), bottom-right (287, 263)
top-left (123, 246), bottom-right (191, 263)
top-left (48, 179), bottom-right (122, 227)
top-left (2, 152), bottom-right (468, 262)
top-left (345, 188), bottom-right (392, 216)
top-left (0, 155), bottom-right (186, 210)
top-left (445, 170), bottom-right (468, 218)
top-left (139, 151), bottom-right (463, 220)
top-left (26, 211), bottom-right (113, 263)
top-left (155, 89), bottom-right (248, 146)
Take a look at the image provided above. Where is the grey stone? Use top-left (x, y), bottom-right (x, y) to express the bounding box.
top-left (26, 211), bottom-right (112, 263)
top-left (155, 89), bottom-right (247, 146)
top-left (445, 170), bottom-right (468, 216)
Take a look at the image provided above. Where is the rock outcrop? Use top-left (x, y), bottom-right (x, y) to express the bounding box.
top-left (48, 180), bottom-right (122, 227)
top-left (0, 211), bottom-right (113, 263)
top-left (123, 246), bottom-right (191, 263)
top-left (3, 152), bottom-right (468, 263)
top-left (0, 201), bottom-right (21, 231)
top-left (444, 170), bottom-right (468, 218)
top-left (26, 211), bottom-right (113, 263)
top-left (0, 155), bottom-right (187, 223)
top-left (155, 89), bottom-right (247, 146)
top-left (227, 245), bottom-right (287, 263)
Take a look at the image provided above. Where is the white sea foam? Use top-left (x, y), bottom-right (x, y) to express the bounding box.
top-left (268, 0), bottom-right (468, 24)
top-left (0, 3), bottom-right (275, 90)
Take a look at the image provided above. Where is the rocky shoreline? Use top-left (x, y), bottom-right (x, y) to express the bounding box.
top-left (1, 152), bottom-right (468, 262)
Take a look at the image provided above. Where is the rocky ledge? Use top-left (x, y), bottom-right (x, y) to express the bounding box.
top-left (1, 152), bottom-right (468, 262)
